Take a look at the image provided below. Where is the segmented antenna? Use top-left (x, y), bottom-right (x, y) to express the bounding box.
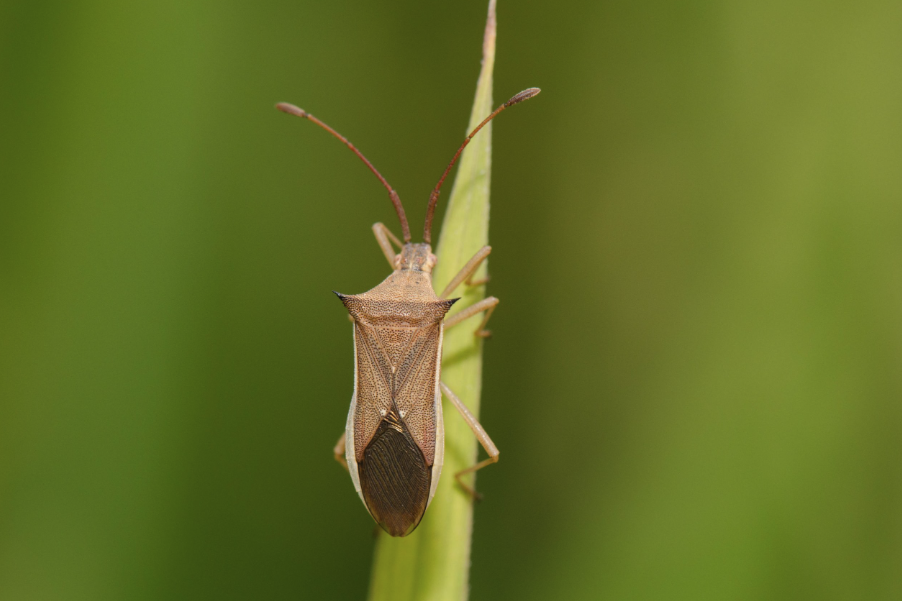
top-left (422, 87), bottom-right (541, 244)
top-left (276, 102), bottom-right (412, 242)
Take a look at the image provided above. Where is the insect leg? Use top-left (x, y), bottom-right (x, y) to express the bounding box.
top-left (439, 246), bottom-right (492, 299)
top-left (440, 381), bottom-right (499, 500)
top-left (333, 431), bottom-right (349, 472)
top-left (443, 296), bottom-right (498, 338)
top-left (372, 222), bottom-right (402, 268)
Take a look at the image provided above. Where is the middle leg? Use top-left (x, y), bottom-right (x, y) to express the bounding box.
top-left (444, 296), bottom-right (498, 338)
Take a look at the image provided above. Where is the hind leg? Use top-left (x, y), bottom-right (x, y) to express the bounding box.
top-left (333, 431), bottom-right (349, 471)
top-left (440, 381), bottom-right (499, 500)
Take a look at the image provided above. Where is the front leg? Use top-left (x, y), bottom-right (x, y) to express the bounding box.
top-left (441, 245), bottom-right (498, 336)
top-left (440, 245), bottom-right (492, 299)
top-left (372, 222), bottom-right (402, 268)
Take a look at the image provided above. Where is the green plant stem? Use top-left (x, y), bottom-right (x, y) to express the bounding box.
top-left (366, 2), bottom-right (496, 600)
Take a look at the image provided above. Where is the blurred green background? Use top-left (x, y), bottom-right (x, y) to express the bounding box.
top-left (2, 0), bottom-right (901, 599)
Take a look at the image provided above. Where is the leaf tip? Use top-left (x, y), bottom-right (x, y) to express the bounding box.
top-left (482, 0), bottom-right (497, 62)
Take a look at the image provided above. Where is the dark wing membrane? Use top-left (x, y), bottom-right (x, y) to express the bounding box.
top-left (357, 409), bottom-right (431, 537)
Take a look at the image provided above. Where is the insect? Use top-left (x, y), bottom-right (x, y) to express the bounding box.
top-left (276, 87), bottom-right (539, 537)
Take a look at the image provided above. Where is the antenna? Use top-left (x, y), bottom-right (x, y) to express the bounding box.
top-left (276, 102), bottom-right (412, 242)
top-left (422, 87), bottom-right (540, 243)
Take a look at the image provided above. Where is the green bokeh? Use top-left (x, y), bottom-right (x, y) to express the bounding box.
top-left (1, 1), bottom-right (900, 600)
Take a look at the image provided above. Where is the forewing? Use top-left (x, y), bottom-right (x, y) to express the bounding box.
top-left (352, 322), bottom-right (393, 461)
top-left (392, 323), bottom-right (442, 465)
top-left (353, 320), bottom-right (442, 466)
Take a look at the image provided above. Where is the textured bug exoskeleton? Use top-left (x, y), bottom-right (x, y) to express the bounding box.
top-left (338, 244), bottom-right (453, 535)
top-left (276, 87), bottom-right (539, 536)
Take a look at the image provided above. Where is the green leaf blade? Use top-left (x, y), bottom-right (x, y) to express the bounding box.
top-left (367, 2), bottom-right (496, 600)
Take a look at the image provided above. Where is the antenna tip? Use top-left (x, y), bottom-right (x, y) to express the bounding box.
top-left (506, 88), bottom-right (541, 106)
top-left (276, 102), bottom-right (308, 118)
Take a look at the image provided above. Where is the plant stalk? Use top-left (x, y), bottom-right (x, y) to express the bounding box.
top-left (367, 1), bottom-right (497, 600)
